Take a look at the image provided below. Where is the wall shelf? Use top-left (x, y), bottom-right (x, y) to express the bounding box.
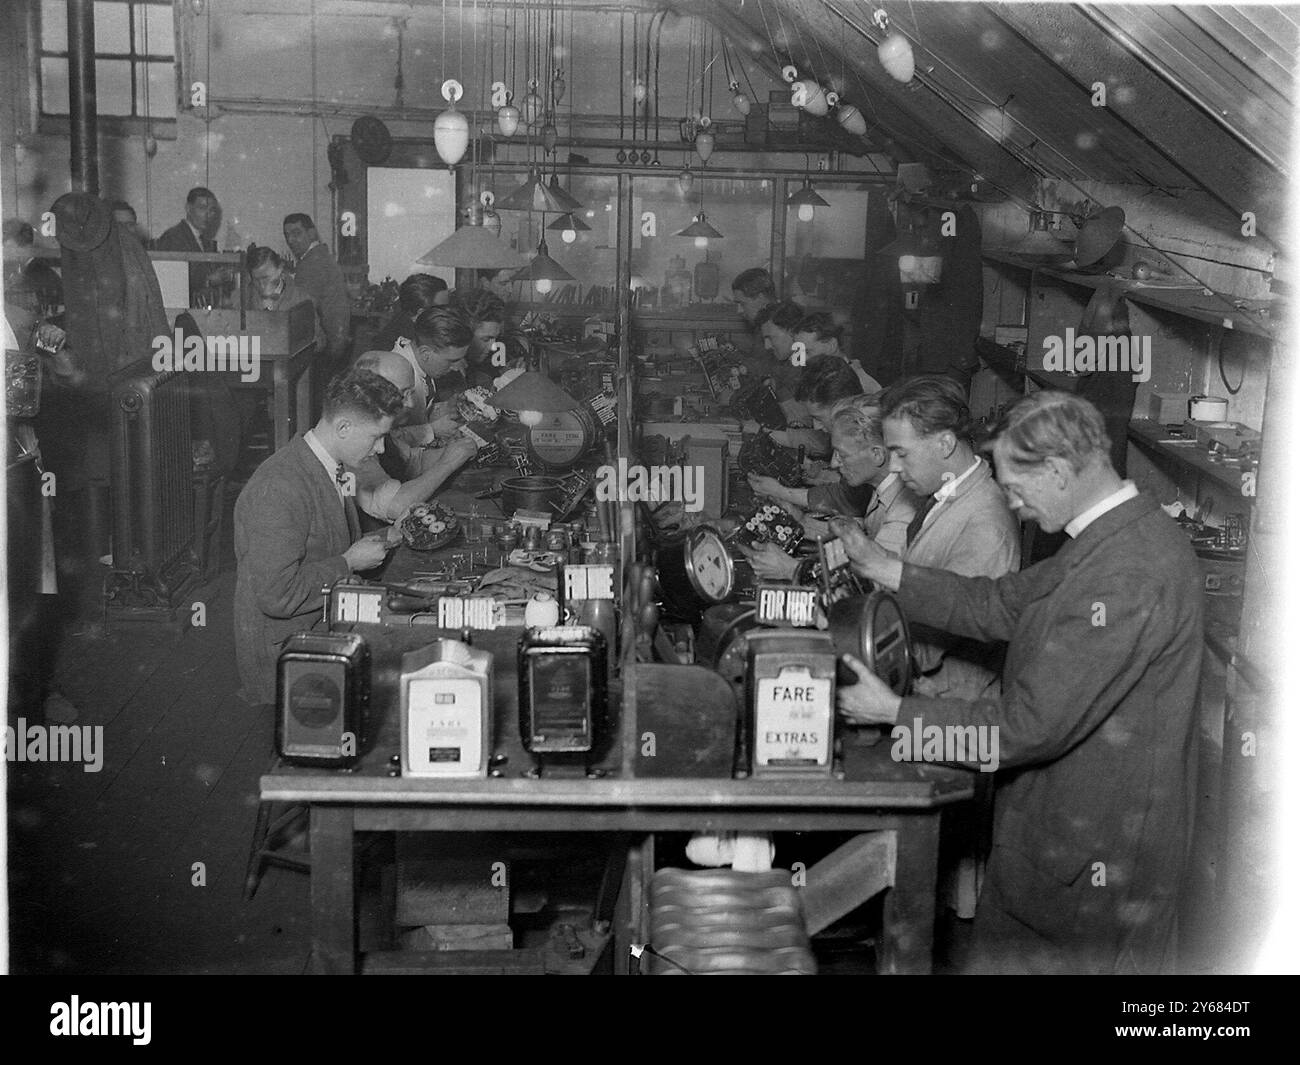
top-left (983, 250), bottom-right (1277, 340)
top-left (975, 336), bottom-right (1080, 391)
top-left (1127, 419), bottom-right (1255, 504)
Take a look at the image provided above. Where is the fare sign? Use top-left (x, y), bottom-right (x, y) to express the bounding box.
top-left (563, 564), bottom-right (616, 601)
top-left (332, 585), bottom-right (383, 626)
top-left (756, 585), bottom-right (818, 627)
top-left (437, 597), bottom-right (499, 630)
top-left (754, 668), bottom-right (832, 769)
top-left (406, 678), bottom-right (484, 775)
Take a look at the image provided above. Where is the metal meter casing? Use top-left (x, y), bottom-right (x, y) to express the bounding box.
top-left (276, 632), bottom-right (371, 767)
top-left (827, 591), bottom-right (914, 696)
top-left (745, 630), bottom-right (838, 778)
top-left (400, 638), bottom-right (494, 778)
top-left (518, 626), bottom-right (608, 756)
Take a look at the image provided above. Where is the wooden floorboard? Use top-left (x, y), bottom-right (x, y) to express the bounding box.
top-left (8, 520), bottom-right (314, 973)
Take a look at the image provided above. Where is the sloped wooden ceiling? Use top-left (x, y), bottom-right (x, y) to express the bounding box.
top-left (683, 0), bottom-right (1293, 237)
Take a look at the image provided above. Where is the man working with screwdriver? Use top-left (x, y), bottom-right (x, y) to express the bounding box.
top-left (833, 391), bottom-right (1203, 974)
top-left (233, 367), bottom-right (406, 705)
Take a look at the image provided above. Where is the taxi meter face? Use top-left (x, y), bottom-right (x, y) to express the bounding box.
top-left (828, 591), bottom-right (914, 697)
top-left (655, 526), bottom-right (735, 622)
top-left (745, 630), bottom-right (838, 777)
top-left (400, 638), bottom-right (494, 778)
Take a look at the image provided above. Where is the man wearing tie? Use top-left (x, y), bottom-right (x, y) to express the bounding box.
top-left (880, 375), bottom-right (1020, 700)
top-left (389, 305), bottom-right (473, 476)
top-left (233, 367), bottom-right (405, 704)
top-left (153, 187), bottom-right (222, 301)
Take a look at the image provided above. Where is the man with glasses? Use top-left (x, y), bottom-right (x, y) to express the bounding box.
top-left (833, 391), bottom-right (1203, 974)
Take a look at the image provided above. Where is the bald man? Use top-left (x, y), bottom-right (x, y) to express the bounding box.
top-left (349, 350), bottom-right (479, 522)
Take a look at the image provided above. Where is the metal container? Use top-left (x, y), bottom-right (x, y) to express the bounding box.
top-left (1188, 394), bottom-right (1229, 421)
top-left (499, 474), bottom-right (565, 516)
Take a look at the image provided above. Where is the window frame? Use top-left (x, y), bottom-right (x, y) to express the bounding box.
top-left (35, 0), bottom-right (180, 138)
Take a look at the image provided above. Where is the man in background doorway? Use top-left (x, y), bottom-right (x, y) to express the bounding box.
top-left (284, 212), bottom-right (352, 368)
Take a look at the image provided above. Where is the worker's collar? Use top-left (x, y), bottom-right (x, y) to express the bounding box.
top-left (304, 428), bottom-right (342, 475)
top-left (932, 455), bottom-right (982, 503)
top-left (1065, 481), bottom-right (1139, 538)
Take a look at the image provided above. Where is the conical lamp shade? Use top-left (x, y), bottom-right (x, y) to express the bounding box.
top-left (417, 225), bottom-right (526, 270)
top-left (491, 370), bottom-right (582, 413)
top-left (787, 181), bottom-right (830, 209)
top-left (509, 239), bottom-right (576, 284)
top-left (547, 212), bottom-right (591, 233)
top-left (676, 212), bottom-right (724, 239)
top-left (497, 169), bottom-right (568, 212)
top-left (545, 175), bottom-right (584, 212)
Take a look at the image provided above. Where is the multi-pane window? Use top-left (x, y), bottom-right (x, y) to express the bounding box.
top-left (39, 0), bottom-right (176, 120)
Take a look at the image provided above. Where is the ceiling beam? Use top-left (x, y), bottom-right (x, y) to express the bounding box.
top-left (1081, 3), bottom-right (1287, 173)
top-left (995, 2), bottom-right (1285, 241)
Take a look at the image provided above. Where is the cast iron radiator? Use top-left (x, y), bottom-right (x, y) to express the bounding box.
top-left (104, 356), bottom-right (201, 619)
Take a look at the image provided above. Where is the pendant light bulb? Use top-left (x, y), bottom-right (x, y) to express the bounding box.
top-left (523, 88), bottom-right (544, 126)
top-left (837, 103), bottom-right (868, 136)
top-left (434, 80), bottom-right (469, 166)
top-left (879, 33), bottom-right (915, 83)
top-left (541, 122), bottom-right (559, 154)
top-left (732, 92), bottom-right (751, 117)
top-left (694, 130), bottom-right (715, 164)
top-left (694, 236), bottom-right (708, 249)
top-left (561, 227), bottom-right (577, 244)
top-left (792, 80), bottom-right (829, 117)
top-left (497, 103), bottom-right (521, 137)
top-left (534, 278), bottom-right (553, 295)
top-left (434, 108), bottom-right (469, 166)
top-left (798, 203), bottom-right (815, 223)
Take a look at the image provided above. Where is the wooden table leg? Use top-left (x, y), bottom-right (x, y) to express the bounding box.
top-left (273, 361), bottom-right (296, 452)
top-left (309, 805), bottom-right (357, 975)
top-left (879, 813), bottom-right (941, 975)
top-left (292, 354), bottom-right (314, 443)
top-left (613, 834), bottom-right (655, 975)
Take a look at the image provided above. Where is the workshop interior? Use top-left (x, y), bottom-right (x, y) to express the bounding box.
top-left (1, 0), bottom-right (1290, 977)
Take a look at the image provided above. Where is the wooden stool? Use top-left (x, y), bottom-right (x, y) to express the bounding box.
top-left (243, 801), bottom-right (311, 901)
top-left (646, 868), bottom-right (817, 975)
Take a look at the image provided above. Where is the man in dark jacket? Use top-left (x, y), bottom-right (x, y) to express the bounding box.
top-left (284, 212), bottom-right (352, 365)
top-left (233, 368), bottom-right (404, 704)
top-left (834, 390), bottom-right (1203, 974)
top-left (153, 186), bottom-right (222, 300)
